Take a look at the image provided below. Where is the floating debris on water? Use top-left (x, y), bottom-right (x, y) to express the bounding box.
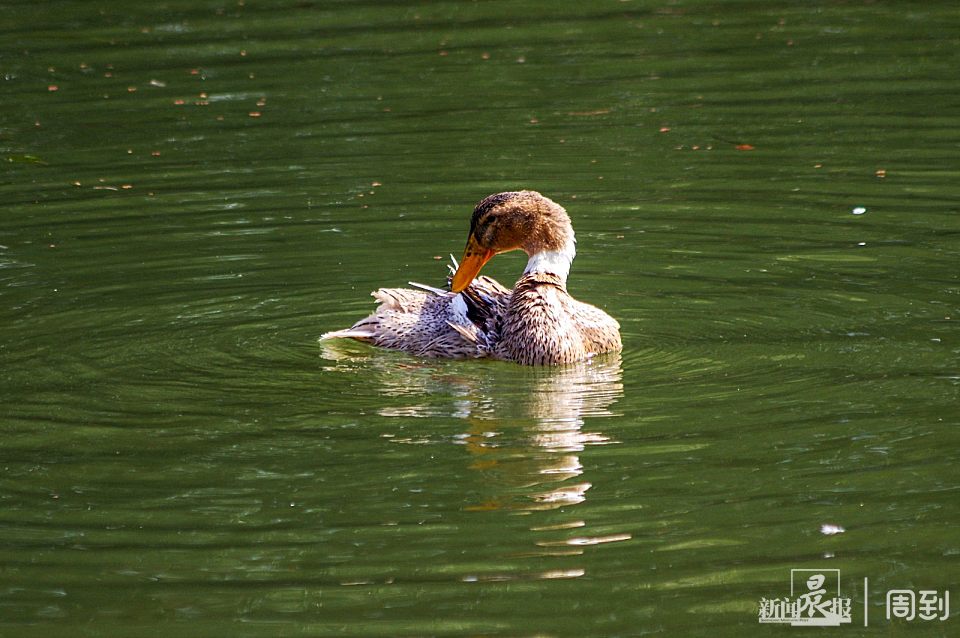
top-left (852, 206), bottom-right (867, 215)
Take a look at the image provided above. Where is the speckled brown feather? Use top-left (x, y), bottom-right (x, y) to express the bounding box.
top-left (495, 272), bottom-right (621, 365)
top-left (321, 274), bottom-right (511, 359)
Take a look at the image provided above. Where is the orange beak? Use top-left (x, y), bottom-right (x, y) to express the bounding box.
top-left (451, 236), bottom-right (495, 292)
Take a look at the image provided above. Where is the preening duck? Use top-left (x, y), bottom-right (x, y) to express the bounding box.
top-left (321, 190), bottom-right (621, 365)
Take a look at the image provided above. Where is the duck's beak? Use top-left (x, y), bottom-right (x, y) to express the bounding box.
top-left (451, 236), bottom-right (494, 292)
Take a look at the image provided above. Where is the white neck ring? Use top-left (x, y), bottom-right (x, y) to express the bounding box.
top-left (522, 236), bottom-right (576, 285)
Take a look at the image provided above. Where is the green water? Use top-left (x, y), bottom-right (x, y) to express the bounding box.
top-left (2, 1), bottom-right (958, 636)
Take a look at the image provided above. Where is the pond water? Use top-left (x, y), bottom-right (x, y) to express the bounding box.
top-left (2, 1), bottom-right (958, 636)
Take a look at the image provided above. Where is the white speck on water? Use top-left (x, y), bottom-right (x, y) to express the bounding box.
top-left (820, 523), bottom-right (846, 535)
top-left (852, 206), bottom-right (867, 215)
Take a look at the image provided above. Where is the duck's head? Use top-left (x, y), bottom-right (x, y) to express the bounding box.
top-left (451, 191), bottom-right (576, 292)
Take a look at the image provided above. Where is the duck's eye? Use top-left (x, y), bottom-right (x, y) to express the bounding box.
top-left (479, 223), bottom-right (498, 247)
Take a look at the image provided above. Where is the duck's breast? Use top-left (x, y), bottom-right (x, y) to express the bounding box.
top-left (498, 277), bottom-right (588, 365)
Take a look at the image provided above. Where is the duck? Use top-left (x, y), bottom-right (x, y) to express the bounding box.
top-left (321, 190), bottom-right (621, 365)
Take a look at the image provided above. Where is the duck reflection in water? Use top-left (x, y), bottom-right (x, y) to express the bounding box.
top-left (321, 343), bottom-right (623, 513)
top-left (460, 355), bottom-right (622, 513)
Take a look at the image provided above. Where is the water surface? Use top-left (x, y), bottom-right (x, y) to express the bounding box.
top-left (2, 1), bottom-right (958, 636)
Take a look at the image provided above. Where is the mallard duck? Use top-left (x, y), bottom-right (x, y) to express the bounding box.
top-left (321, 190), bottom-right (621, 365)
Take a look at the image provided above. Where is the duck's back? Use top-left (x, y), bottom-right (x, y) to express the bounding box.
top-left (322, 276), bottom-right (511, 359)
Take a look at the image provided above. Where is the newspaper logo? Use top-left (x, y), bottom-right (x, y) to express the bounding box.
top-left (759, 569), bottom-right (852, 626)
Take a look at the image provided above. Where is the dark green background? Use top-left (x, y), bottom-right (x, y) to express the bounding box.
top-left (2, 1), bottom-right (958, 635)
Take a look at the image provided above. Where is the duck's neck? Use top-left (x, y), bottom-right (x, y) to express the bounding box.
top-left (522, 234), bottom-right (576, 286)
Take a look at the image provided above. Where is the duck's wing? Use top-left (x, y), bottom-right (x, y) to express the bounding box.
top-left (321, 253), bottom-right (512, 359)
top-left (321, 278), bottom-right (510, 359)
top-left (461, 275), bottom-right (510, 325)
top-left (448, 275), bottom-right (510, 350)
top-left (408, 273), bottom-right (509, 335)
